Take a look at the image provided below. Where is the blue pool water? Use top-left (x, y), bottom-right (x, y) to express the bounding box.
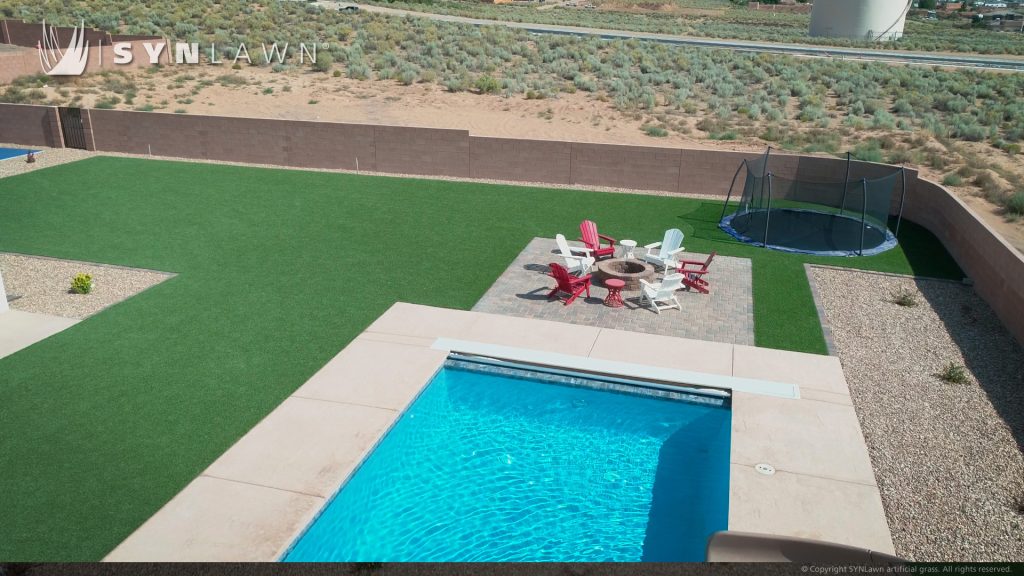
top-left (283, 362), bottom-right (731, 562)
top-left (0, 148), bottom-right (37, 160)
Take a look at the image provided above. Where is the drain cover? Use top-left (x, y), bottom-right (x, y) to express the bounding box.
top-left (755, 463), bottom-right (776, 476)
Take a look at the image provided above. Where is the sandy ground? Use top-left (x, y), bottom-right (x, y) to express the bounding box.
top-left (27, 64), bottom-right (1024, 253)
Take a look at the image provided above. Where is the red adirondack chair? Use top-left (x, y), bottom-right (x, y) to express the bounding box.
top-left (578, 220), bottom-right (617, 260)
top-left (677, 252), bottom-right (715, 294)
top-left (547, 262), bottom-right (592, 306)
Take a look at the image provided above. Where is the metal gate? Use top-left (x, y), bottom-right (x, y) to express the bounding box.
top-left (58, 107), bottom-right (87, 150)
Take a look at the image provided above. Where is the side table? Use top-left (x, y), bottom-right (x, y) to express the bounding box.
top-left (603, 279), bottom-right (625, 308)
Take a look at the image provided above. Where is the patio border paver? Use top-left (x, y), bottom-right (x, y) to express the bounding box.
top-left (105, 302), bottom-right (894, 561)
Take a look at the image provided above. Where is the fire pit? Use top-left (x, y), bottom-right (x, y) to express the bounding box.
top-left (595, 258), bottom-right (655, 291)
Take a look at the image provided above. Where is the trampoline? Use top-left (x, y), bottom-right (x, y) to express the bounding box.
top-left (719, 148), bottom-right (906, 257)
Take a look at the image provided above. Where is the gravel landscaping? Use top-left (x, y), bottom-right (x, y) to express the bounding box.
top-left (812, 266), bottom-right (1024, 561)
top-left (0, 144), bottom-right (93, 179)
top-left (0, 253), bottom-right (172, 319)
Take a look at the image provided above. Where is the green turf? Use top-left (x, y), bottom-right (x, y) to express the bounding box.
top-left (0, 156), bottom-right (961, 560)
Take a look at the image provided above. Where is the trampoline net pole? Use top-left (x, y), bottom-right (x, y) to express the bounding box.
top-left (840, 152), bottom-right (851, 216)
top-left (895, 167), bottom-right (907, 239)
top-left (763, 173), bottom-right (773, 248)
top-left (859, 178), bottom-right (868, 256)
top-left (720, 161), bottom-right (746, 223)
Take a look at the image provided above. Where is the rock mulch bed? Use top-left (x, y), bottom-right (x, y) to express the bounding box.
top-left (812, 266), bottom-right (1024, 561)
top-left (0, 144), bottom-right (93, 179)
top-left (0, 253), bottom-right (172, 319)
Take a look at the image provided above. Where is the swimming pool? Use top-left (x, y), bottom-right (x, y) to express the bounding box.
top-left (0, 148), bottom-right (38, 161)
top-left (283, 359), bottom-right (731, 562)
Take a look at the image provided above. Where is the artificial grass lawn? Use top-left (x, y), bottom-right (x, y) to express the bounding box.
top-left (0, 156), bottom-right (961, 560)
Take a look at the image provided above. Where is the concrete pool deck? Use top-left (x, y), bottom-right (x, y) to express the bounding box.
top-left (105, 302), bottom-right (894, 561)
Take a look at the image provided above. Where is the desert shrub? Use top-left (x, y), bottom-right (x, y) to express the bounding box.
top-left (216, 74), bottom-right (247, 86)
top-left (798, 105), bottom-right (826, 123)
top-left (71, 274), bottom-right (93, 295)
top-left (474, 75), bottom-right (500, 94)
top-left (347, 62), bottom-right (370, 80)
top-left (942, 173), bottom-right (963, 186)
top-left (312, 52), bottom-right (334, 73)
top-left (872, 110), bottom-right (897, 130)
top-left (94, 96), bottom-right (121, 109)
top-left (1006, 191), bottom-right (1024, 217)
top-left (891, 288), bottom-right (918, 307)
top-left (974, 171), bottom-right (1003, 196)
top-left (892, 99), bottom-right (915, 117)
top-left (397, 64), bottom-right (419, 86)
top-left (950, 117), bottom-right (987, 142)
top-left (761, 125), bottom-right (784, 142)
top-left (573, 75), bottom-right (597, 93)
top-left (642, 125), bottom-right (668, 137)
top-left (851, 141), bottom-right (884, 163)
top-left (937, 362), bottom-right (969, 385)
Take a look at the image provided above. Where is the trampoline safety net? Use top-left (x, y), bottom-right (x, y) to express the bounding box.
top-left (719, 149), bottom-right (906, 256)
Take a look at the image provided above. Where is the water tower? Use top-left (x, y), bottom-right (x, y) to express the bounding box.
top-left (809, 0), bottom-right (912, 41)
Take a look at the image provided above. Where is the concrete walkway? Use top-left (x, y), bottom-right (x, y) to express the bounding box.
top-left (0, 310), bottom-right (77, 360)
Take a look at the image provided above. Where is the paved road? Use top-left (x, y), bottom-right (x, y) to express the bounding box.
top-left (331, 2), bottom-right (1024, 72)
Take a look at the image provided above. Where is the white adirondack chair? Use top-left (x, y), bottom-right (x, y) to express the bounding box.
top-left (639, 274), bottom-right (684, 314)
top-left (641, 228), bottom-right (685, 271)
top-left (555, 234), bottom-right (595, 276)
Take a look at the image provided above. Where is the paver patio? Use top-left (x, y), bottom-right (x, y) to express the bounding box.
top-left (473, 237), bottom-right (755, 345)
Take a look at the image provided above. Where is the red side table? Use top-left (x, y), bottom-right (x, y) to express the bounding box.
top-left (603, 279), bottom-right (625, 308)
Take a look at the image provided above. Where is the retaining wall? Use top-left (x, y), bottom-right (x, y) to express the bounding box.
top-left (0, 103), bottom-right (1021, 348)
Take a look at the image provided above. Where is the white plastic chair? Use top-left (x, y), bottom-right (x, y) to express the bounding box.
top-left (641, 228), bottom-right (685, 271)
top-left (555, 234), bottom-right (595, 276)
top-left (639, 274), bottom-right (684, 314)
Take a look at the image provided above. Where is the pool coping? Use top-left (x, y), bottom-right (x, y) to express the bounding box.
top-left (104, 302), bottom-right (894, 561)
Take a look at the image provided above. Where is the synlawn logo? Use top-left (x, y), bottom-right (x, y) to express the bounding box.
top-left (37, 21), bottom-right (320, 77)
top-left (38, 20), bottom-right (89, 76)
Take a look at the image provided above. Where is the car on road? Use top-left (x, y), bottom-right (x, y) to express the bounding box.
top-left (337, 4), bottom-right (359, 13)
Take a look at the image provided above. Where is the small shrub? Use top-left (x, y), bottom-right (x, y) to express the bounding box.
top-left (936, 362), bottom-right (969, 385)
top-left (891, 288), bottom-right (918, 307)
top-left (333, 69), bottom-right (342, 78)
top-left (1006, 191), bottom-right (1024, 217)
top-left (974, 171), bottom-right (1002, 196)
top-left (942, 173), bottom-right (963, 187)
top-left (312, 53), bottom-right (334, 73)
top-left (216, 74), bottom-right (247, 86)
top-left (94, 96), bottom-right (120, 110)
top-left (262, 87), bottom-right (273, 95)
top-left (474, 75), bottom-right (500, 94)
top-left (70, 273), bottom-right (93, 295)
top-left (643, 125), bottom-right (668, 137)
top-left (851, 141), bottom-right (884, 163)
